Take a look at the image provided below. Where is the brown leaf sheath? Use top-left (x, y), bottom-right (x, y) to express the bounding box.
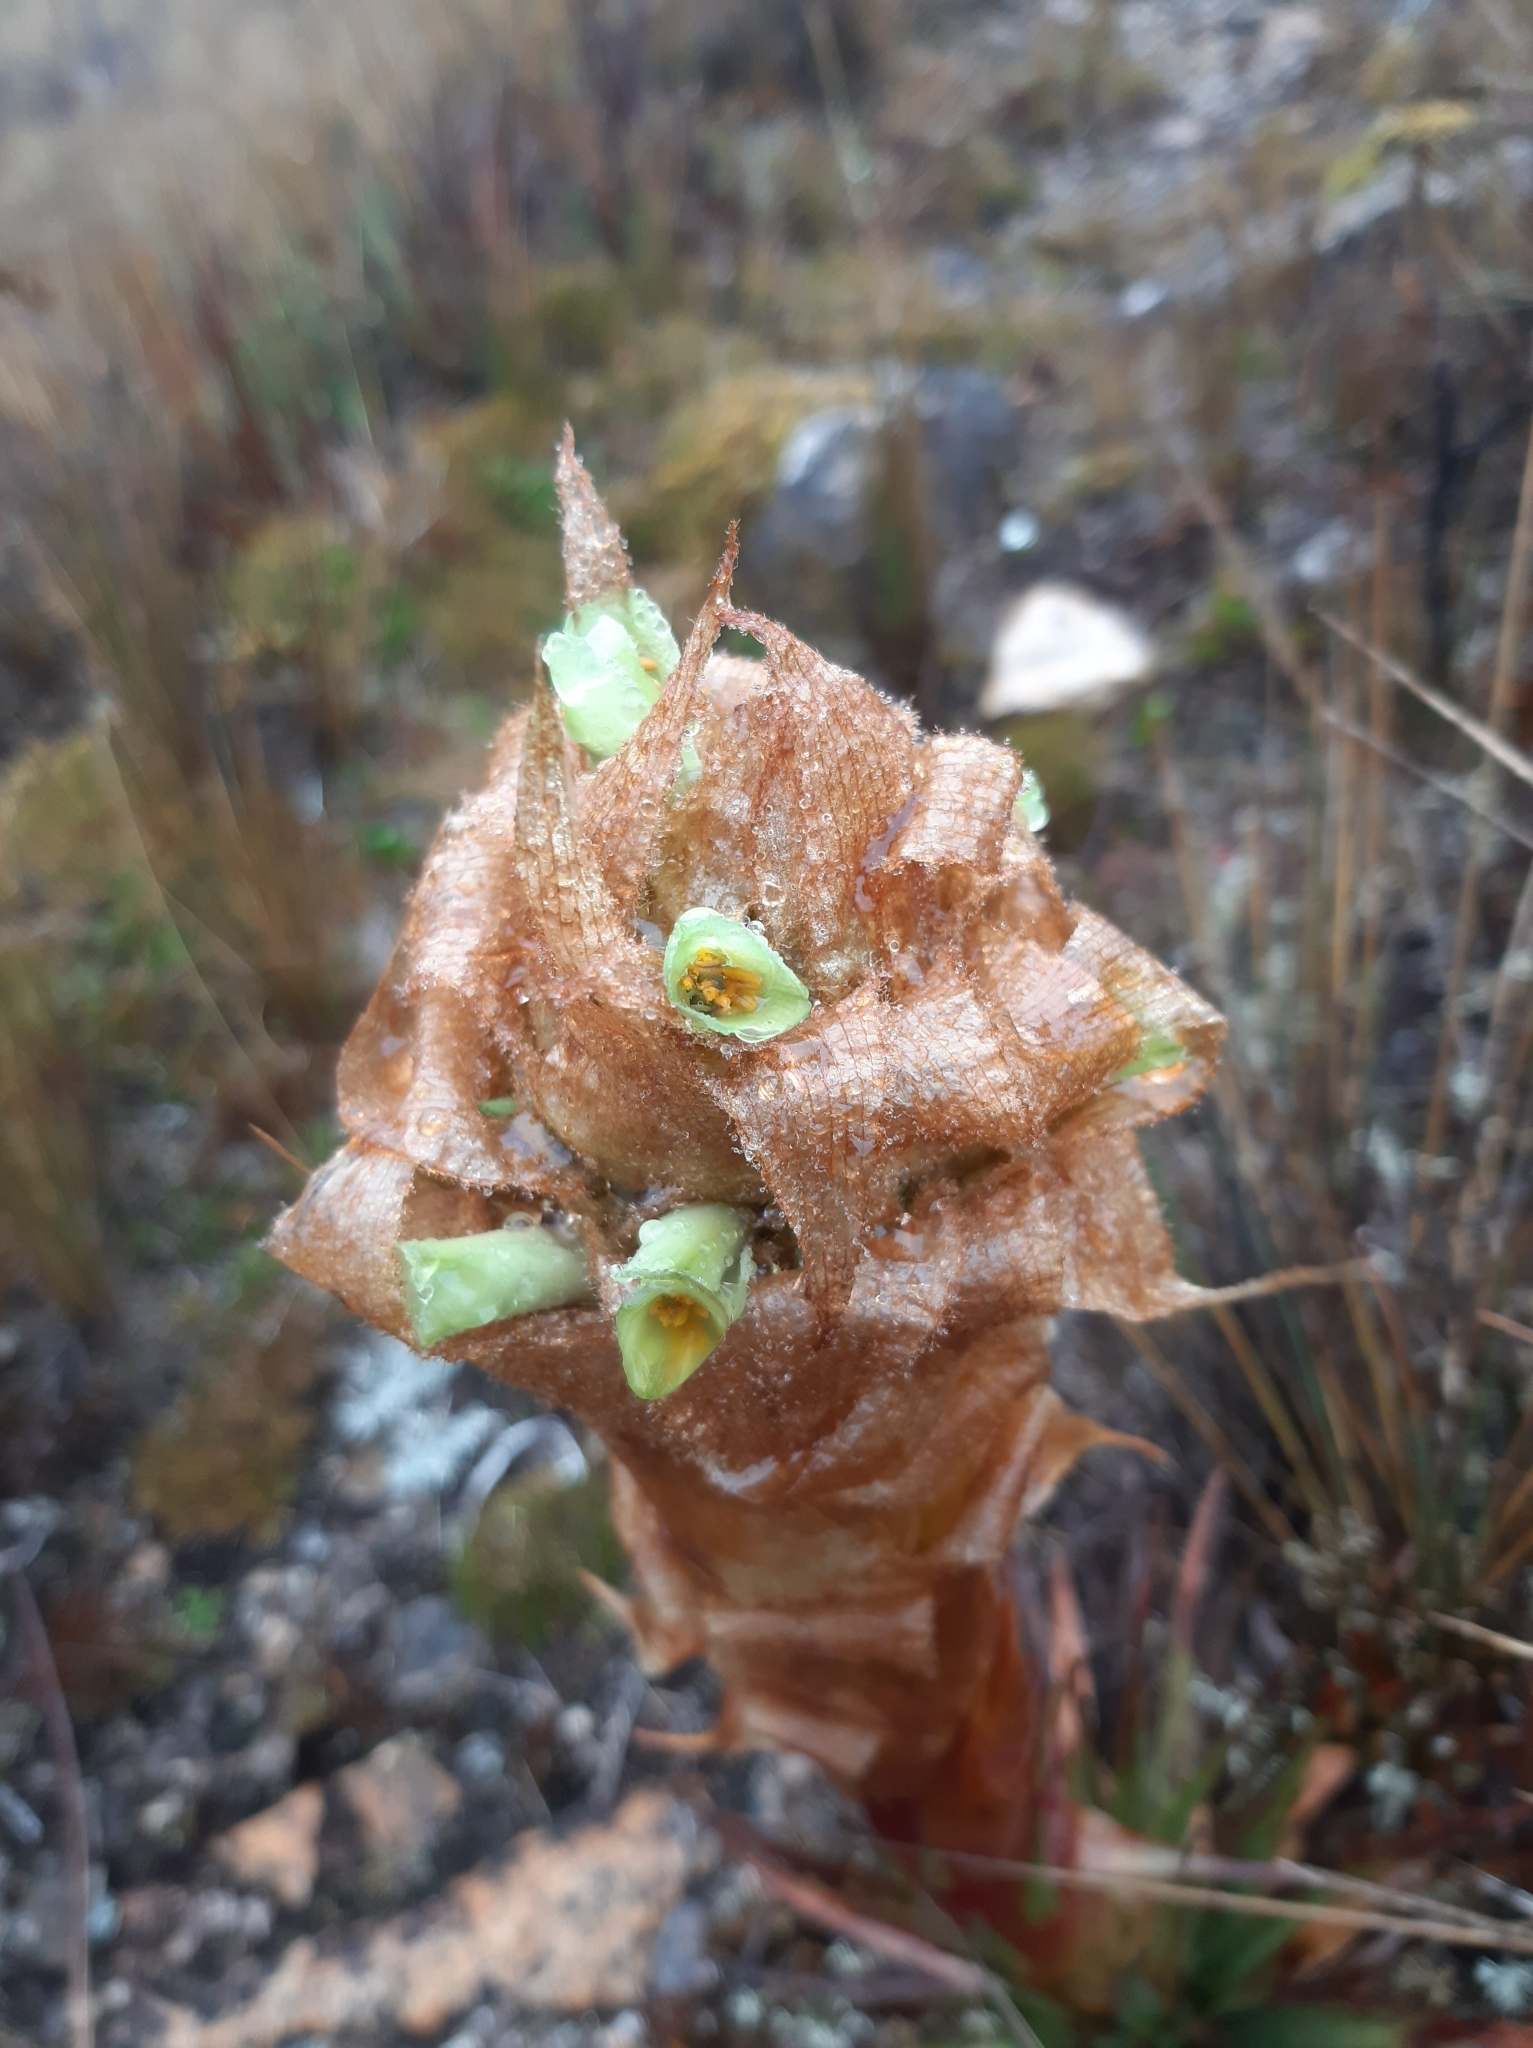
top-left (269, 439), bottom-right (1230, 1900)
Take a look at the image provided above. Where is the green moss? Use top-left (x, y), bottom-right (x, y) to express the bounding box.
top-left (133, 1326), bottom-right (322, 1544)
top-left (452, 1468), bottom-right (627, 1651)
top-left (1187, 589), bottom-right (1261, 668)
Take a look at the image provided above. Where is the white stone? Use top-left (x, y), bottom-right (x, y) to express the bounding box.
top-left (979, 581), bottom-right (1154, 719)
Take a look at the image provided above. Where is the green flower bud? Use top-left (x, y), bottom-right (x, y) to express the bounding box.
top-left (613, 1203), bottom-right (753, 1400)
top-left (396, 1224), bottom-right (592, 1350)
top-left (662, 908), bottom-right (812, 1044)
top-left (541, 588), bottom-right (680, 760)
top-left (1014, 768), bottom-right (1050, 833)
top-left (1111, 1022), bottom-right (1186, 1083)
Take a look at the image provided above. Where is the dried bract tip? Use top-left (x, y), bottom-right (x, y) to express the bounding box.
top-left (542, 588), bottom-right (681, 760)
top-left (555, 423), bottom-right (633, 612)
top-left (663, 909), bottom-right (812, 1043)
top-left (396, 1225), bottom-right (592, 1350)
top-left (613, 1203), bottom-right (752, 1400)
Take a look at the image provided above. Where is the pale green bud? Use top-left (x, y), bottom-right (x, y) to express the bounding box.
top-left (1014, 768), bottom-right (1050, 833)
top-left (396, 1224), bottom-right (592, 1350)
top-left (541, 588), bottom-right (680, 759)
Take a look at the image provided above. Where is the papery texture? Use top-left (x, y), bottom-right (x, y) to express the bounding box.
top-left (271, 440), bottom-right (1227, 1912)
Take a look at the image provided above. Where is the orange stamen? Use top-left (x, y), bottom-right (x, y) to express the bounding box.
top-left (652, 1294), bottom-right (707, 1331)
top-left (676, 946), bottom-right (764, 1017)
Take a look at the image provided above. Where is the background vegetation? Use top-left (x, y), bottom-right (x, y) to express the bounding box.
top-left (2, 0), bottom-right (1533, 2041)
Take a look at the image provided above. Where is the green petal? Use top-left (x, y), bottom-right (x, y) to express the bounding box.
top-left (396, 1225), bottom-right (592, 1350)
top-left (1111, 1021), bottom-right (1187, 1083)
top-left (1014, 767), bottom-right (1050, 833)
top-left (541, 588), bottom-right (680, 760)
top-left (612, 1203), bottom-right (752, 1400)
top-left (662, 908), bottom-right (812, 1044)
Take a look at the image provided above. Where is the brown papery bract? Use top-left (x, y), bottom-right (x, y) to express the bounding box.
top-left (269, 434), bottom-right (1229, 1990)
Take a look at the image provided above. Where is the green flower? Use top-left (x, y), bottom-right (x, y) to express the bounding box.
top-left (1014, 768), bottom-right (1050, 834)
top-left (1111, 1022), bottom-right (1186, 1083)
top-left (541, 588), bottom-right (680, 759)
top-left (613, 1203), bottom-right (753, 1400)
top-left (662, 908), bottom-right (812, 1044)
top-left (396, 1224), bottom-right (592, 1350)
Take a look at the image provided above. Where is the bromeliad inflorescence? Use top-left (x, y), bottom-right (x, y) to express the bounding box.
top-left (269, 427), bottom-right (1231, 1982)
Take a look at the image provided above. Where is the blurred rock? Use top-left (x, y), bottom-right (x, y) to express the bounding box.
top-left (161, 1888), bottom-right (272, 1971)
top-left (747, 368), bottom-right (1022, 681)
top-left (150, 1788), bottom-right (701, 2048)
top-left (210, 1782), bottom-right (323, 1910)
top-left (978, 581), bottom-right (1153, 719)
top-left (648, 1898), bottom-right (719, 1999)
top-left (332, 1332), bottom-right (503, 1502)
top-left (334, 1733), bottom-right (461, 1899)
top-left (1291, 517), bottom-right (1371, 589)
top-left (748, 1751), bottom-right (864, 1866)
top-left (623, 368), bottom-right (873, 570)
top-left (384, 1596), bottom-right (493, 1717)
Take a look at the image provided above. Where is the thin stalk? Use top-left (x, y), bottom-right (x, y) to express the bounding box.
top-left (1319, 707), bottom-right (1533, 853)
top-left (1113, 1319), bottom-right (1297, 1548)
top-left (1349, 489), bottom-right (1394, 1124)
top-left (906, 1848), bottom-right (1533, 1955)
top-left (1210, 1305), bottom-right (1330, 1519)
top-left (1340, 1277), bottom-right (1414, 1519)
top-left (1452, 852), bottom-right (1533, 1291)
top-left (1483, 1308), bottom-right (1533, 1348)
top-left (1327, 572), bottom-right (1364, 1115)
top-left (1316, 609), bottom-right (1533, 795)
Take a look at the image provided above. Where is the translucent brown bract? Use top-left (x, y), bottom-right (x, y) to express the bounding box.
top-left (270, 430), bottom-right (1227, 1946)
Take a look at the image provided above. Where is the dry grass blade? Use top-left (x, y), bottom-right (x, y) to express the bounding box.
top-left (1321, 424), bottom-right (1533, 1261)
top-left (1210, 1305), bottom-right (1330, 1518)
top-left (1355, 492), bottom-right (1395, 1097)
top-left (1451, 854), bottom-right (1533, 1298)
top-left (1170, 1468), bottom-right (1228, 1654)
top-left (737, 1846), bottom-right (1041, 2046)
top-left (1180, 1261), bottom-right (1369, 1308)
top-left (1482, 1310), bottom-right (1533, 1349)
top-left (1177, 466), bottom-right (1320, 711)
top-left (1316, 611), bottom-right (1533, 795)
top-left (1319, 708), bottom-right (1533, 852)
top-left (910, 1840), bottom-right (1501, 1936)
top-left (1113, 1319), bottom-right (1297, 1548)
top-left (744, 1858), bottom-right (993, 1998)
top-left (1427, 1611), bottom-right (1533, 1663)
top-left (908, 1852), bottom-right (1533, 1956)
